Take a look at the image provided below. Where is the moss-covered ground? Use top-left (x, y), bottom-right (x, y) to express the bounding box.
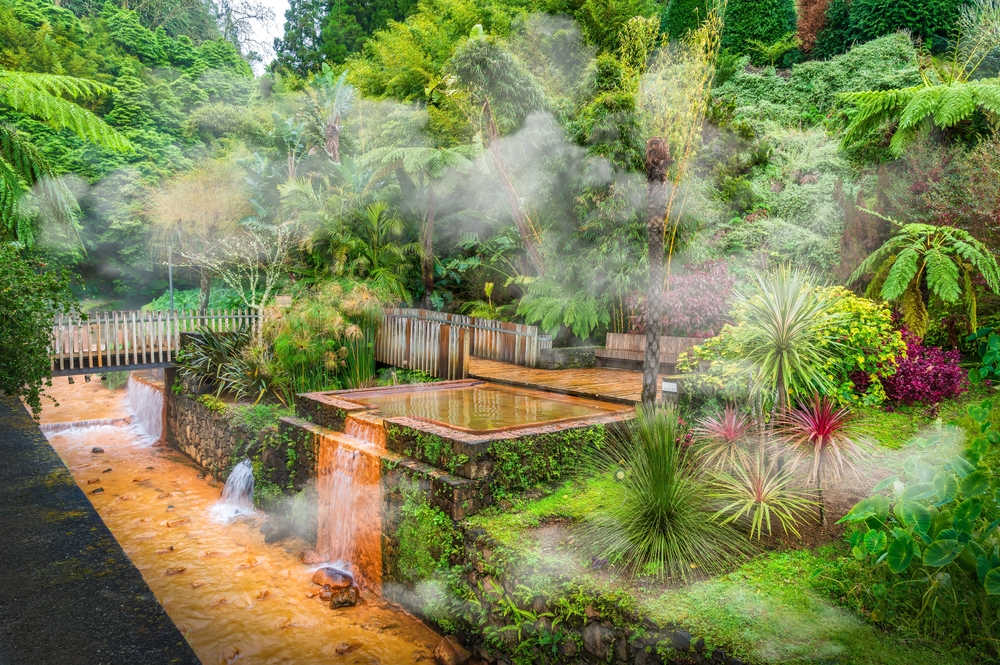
top-left (463, 392), bottom-right (988, 665)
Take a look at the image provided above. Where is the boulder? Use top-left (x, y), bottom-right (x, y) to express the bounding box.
top-left (91, 447), bottom-right (104, 454)
top-left (329, 585), bottom-right (359, 609)
top-left (669, 630), bottom-right (692, 651)
top-left (312, 567), bottom-right (353, 589)
top-left (433, 636), bottom-right (471, 665)
top-left (582, 622), bottom-right (613, 659)
top-left (261, 517), bottom-right (292, 544)
top-left (300, 548), bottom-right (323, 564)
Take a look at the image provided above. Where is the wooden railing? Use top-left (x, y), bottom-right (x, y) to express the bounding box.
top-left (378, 309), bottom-right (549, 373)
top-left (51, 309), bottom-right (259, 375)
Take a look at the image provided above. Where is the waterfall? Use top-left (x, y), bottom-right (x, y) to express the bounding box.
top-left (315, 432), bottom-right (383, 589)
top-left (126, 374), bottom-right (163, 441)
top-left (210, 459), bottom-right (256, 522)
top-left (344, 414), bottom-right (386, 448)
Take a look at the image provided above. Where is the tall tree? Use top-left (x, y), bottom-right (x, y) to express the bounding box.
top-left (636, 4), bottom-right (723, 406)
top-left (360, 144), bottom-right (476, 307)
top-left (304, 64), bottom-right (354, 163)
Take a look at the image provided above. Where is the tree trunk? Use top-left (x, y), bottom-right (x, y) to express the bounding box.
top-left (421, 185), bottom-right (435, 309)
top-left (642, 138), bottom-right (671, 407)
top-left (198, 269), bottom-right (210, 314)
top-left (325, 113), bottom-right (341, 164)
top-left (482, 98), bottom-right (545, 277)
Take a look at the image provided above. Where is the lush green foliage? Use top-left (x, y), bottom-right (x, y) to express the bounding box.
top-left (0, 243), bottom-right (76, 416)
top-left (394, 479), bottom-right (458, 582)
top-left (838, 404), bottom-right (1000, 649)
top-left (849, 219), bottom-right (1000, 339)
top-left (583, 406), bottom-right (750, 581)
top-left (720, 0), bottom-right (796, 59)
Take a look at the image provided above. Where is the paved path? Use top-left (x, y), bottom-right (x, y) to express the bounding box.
top-left (0, 397), bottom-right (199, 665)
top-left (469, 357), bottom-right (661, 404)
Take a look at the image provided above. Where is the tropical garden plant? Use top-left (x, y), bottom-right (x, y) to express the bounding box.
top-left (691, 405), bottom-right (753, 470)
top-left (837, 404), bottom-right (1000, 643)
top-left (840, 0), bottom-right (1000, 157)
top-left (848, 216), bottom-right (1000, 339)
top-left (738, 265), bottom-right (842, 409)
top-left (0, 69), bottom-right (132, 243)
top-left (711, 448), bottom-right (817, 539)
top-left (0, 243), bottom-right (77, 417)
top-left (583, 405), bottom-right (751, 581)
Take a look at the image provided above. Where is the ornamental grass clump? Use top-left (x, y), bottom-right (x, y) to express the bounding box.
top-left (583, 406), bottom-right (750, 582)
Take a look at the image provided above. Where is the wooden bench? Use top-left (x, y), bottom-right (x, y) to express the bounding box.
top-left (595, 333), bottom-right (707, 374)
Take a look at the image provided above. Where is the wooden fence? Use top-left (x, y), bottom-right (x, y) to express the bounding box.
top-left (377, 309), bottom-right (550, 376)
top-left (376, 311), bottom-right (470, 380)
top-left (51, 309), bottom-right (259, 375)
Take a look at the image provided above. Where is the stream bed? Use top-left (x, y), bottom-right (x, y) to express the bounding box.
top-left (38, 377), bottom-right (439, 665)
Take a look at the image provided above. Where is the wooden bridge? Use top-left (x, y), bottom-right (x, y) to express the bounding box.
top-left (50, 309), bottom-right (259, 376)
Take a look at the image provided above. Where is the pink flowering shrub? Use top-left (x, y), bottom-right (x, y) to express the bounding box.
top-left (883, 331), bottom-right (967, 404)
top-left (628, 260), bottom-right (735, 337)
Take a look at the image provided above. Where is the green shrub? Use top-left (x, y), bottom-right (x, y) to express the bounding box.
top-left (664, 0), bottom-right (711, 39)
top-left (680, 286), bottom-right (905, 406)
top-left (837, 404), bottom-right (1000, 652)
top-left (714, 33), bottom-right (920, 127)
top-left (848, 0), bottom-right (961, 46)
top-left (812, 0), bottom-right (853, 58)
top-left (720, 0), bottom-right (796, 58)
top-left (102, 371), bottom-right (130, 390)
top-left (225, 402), bottom-right (295, 436)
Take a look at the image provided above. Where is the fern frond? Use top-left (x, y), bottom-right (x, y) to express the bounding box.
top-left (0, 75), bottom-right (132, 152)
top-left (897, 86), bottom-right (946, 131)
top-left (924, 247), bottom-right (961, 302)
top-left (0, 71), bottom-right (116, 101)
top-left (881, 247), bottom-right (920, 301)
top-left (841, 86), bottom-right (919, 142)
top-left (933, 84), bottom-right (977, 128)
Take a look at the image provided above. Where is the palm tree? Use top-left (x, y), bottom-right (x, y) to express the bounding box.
top-left (304, 64), bottom-right (354, 164)
top-left (359, 145), bottom-right (476, 308)
top-left (337, 202), bottom-right (418, 303)
top-left (840, 0), bottom-right (1000, 156)
top-left (0, 69), bottom-right (132, 244)
top-left (848, 218), bottom-right (1000, 338)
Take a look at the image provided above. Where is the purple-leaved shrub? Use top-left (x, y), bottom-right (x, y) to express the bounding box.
top-left (883, 331), bottom-right (967, 404)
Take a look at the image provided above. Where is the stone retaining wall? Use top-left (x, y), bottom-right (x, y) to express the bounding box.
top-left (538, 345), bottom-right (599, 370)
top-left (164, 368), bottom-right (246, 479)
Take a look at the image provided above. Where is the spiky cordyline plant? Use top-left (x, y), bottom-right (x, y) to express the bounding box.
top-left (692, 405), bottom-right (753, 470)
top-left (739, 265), bottom-right (841, 410)
top-left (711, 449), bottom-right (817, 539)
top-left (583, 406), bottom-right (750, 582)
top-left (776, 396), bottom-right (870, 486)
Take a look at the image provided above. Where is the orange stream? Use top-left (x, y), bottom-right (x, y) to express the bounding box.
top-left (39, 378), bottom-right (439, 665)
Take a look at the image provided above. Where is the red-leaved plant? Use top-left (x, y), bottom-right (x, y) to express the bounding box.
top-left (776, 396), bottom-right (870, 486)
top-left (692, 405), bottom-right (752, 469)
top-left (882, 330), bottom-right (967, 404)
top-left (628, 260), bottom-right (735, 338)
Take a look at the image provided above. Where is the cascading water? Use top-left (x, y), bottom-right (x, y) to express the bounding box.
top-left (126, 374), bottom-right (164, 441)
top-left (209, 459), bottom-right (256, 522)
top-left (315, 432), bottom-right (383, 589)
top-left (344, 414), bottom-right (386, 448)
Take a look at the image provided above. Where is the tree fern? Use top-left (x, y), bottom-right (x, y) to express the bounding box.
top-left (0, 69), bottom-right (133, 244)
top-left (849, 215), bottom-right (1000, 337)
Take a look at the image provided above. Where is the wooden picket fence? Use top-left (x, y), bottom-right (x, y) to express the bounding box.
top-left (375, 309), bottom-right (550, 379)
top-left (50, 309), bottom-right (259, 375)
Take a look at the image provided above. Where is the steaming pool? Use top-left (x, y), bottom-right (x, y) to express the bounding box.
top-left (333, 380), bottom-right (628, 433)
